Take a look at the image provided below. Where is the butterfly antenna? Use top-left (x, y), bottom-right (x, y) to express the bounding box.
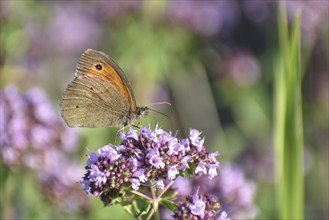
top-left (148, 107), bottom-right (171, 120)
top-left (147, 101), bottom-right (171, 107)
top-left (145, 101), bottom-right (171, 120)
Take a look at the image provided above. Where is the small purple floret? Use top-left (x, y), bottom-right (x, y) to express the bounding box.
top-left (189, 188), bottom-right (206, 218)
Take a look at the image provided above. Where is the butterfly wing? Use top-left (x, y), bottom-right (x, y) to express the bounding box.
top-left (60, 75), bottom-right (131, 127)
top-left (76, 49), bottom-right (137, 111)
top-left (60, 49), bottom-right (139, 128)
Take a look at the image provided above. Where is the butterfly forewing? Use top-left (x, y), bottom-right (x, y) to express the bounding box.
top-left (76, 49), bottom-right (137, 111)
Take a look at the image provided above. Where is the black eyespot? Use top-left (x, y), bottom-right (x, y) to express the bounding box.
top-left (76, 106), bottom-right (79, 108)
top-left (95, 64), bottom-right (102, 70)
top-left (90, 87), bottom-right (93, 90)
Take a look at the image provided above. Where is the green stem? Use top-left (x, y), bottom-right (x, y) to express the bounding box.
top-left (146, 207), bottom-right (155, 220)
top-left (156, 180), bottom-right (175, 200)
top-left (153, 200), bottom-right (160, 220)
top-left (131, 200), bottom-right (142, 220)
top-left (148, 181), bottom-right (175, 220)
top-left (129, 190), bottom-right (153, 202)
top-left (150, 185), bottom-right (160, 220)
top-left (132, 181), bottom-right (175, 219)
top-left (151, 184), bottom-right (157, 200)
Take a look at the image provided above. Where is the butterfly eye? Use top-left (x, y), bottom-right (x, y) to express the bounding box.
top-left (95, 64), bottom-right (103, 70)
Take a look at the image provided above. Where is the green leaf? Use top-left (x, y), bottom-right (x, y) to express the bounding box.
top-left (135, 201), bottom-right (152, 217)
top-left (123, 204), bottom-right (135, 216)
top-left (159, 199), bottom-right (178, 211)
top-left (160, 188), bottom-right (178, 201)
top-left (274, 2), bottom-right (304, 219)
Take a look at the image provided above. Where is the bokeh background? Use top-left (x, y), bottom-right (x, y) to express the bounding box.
top-left (0, 0), bottom-right (328, 219)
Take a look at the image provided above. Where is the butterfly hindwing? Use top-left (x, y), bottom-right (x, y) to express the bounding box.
top-left (61, 75), bottom-right (130, 127)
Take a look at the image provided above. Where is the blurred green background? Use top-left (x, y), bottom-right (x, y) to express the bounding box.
top-left (0, 0), bottom-right (328, 219)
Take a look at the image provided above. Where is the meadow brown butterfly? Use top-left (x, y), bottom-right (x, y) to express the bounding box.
top-left (60, 49), bottom-right (148, 128)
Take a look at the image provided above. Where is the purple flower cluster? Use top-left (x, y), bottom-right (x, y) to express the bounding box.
top-left (172, 188), bottom-right (225, 220)
top-left (82, 126), bottom-right (220, 205)
top-left (0, 85), bottom-right (88, 212)
top-left (1, 85), bottom-right (79, 167)
top-left (172, 165), bottom-right (258, 219)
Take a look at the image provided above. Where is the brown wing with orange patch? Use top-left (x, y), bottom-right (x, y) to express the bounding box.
top-left (75, 49), bottom-right (137, 111)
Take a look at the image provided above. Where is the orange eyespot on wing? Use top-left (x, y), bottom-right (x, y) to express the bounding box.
top-left (75, 49), bottom-right (137, 111)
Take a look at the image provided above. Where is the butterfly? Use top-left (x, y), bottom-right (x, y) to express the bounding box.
top-left (60, 49), bottom-right (148, 128)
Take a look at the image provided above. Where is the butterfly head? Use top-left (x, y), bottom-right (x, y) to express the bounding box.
top-left (135, 106), bottom-right (149, 120)
top-left (120, 106), bottom-right (149, 127)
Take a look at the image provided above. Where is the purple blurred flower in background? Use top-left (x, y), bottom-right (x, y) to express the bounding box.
top-left (0, 85), bottom-right (88, 212)
top-left (167, 0), bottom-right (239, 37)
top-left (286, 0), bottom-right (328, 47)
top-left (49, 3), bottom-right (102, 53)
top-left (225, 50), bottom-right (261, 86)
top-left (1, 85), bottom-right (79, 167)
top-left (94, 0), bottom-right (141, 20)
